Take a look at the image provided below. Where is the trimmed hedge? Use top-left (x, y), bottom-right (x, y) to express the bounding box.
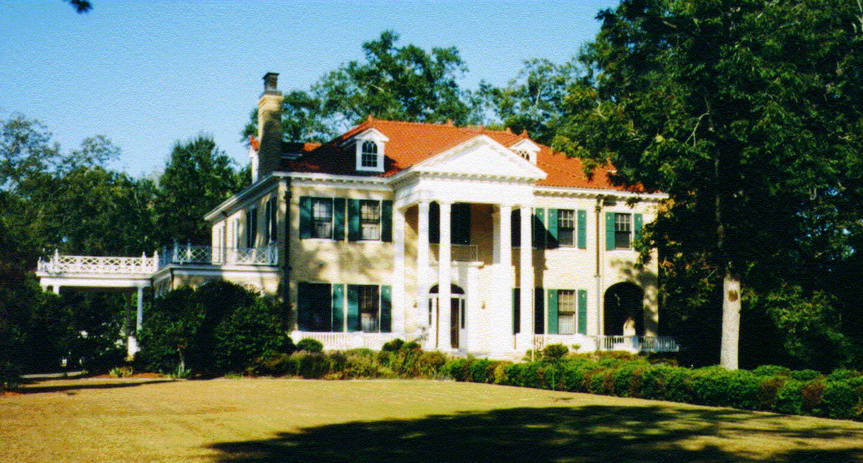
top-left (245, 339), bottom-right (863, 421)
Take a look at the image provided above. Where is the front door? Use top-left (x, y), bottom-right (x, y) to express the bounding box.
top-left (450, 297), bottom-right (461, 348)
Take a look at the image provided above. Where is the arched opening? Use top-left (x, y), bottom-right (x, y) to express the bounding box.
top-left (604, 282), bottom-right (644, 336)
top-left (429, 284), bottom-right (466, 349)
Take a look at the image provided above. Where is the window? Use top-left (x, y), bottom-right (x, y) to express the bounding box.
top-left (297, 283), bottom-right (332, 332)
top-left (557, 290), bottom-right (576, 334)
top-left (311, 198), bottom-right (333, 239)
top-left (558, 209), bottom-right (575, 247)
top-left (234, 218), bottom-right (241, 249)
top-left (359, 200), bottom-right (381, 240)
top-left (361, 141), bottom-right (378, 168)
top-left (246, 207), bottom-right (257, 248)
top-left (264, 197), bottom-right (277, 244)
top-left (614, 213), bottom-right (632, 249)
top-left (511, 209), bottom-right (521, 247)
top-left (358, 285), bottom-right (380, 332)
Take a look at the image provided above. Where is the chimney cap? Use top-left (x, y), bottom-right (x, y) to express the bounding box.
top-left (262, 72), bottom-right (281, 95)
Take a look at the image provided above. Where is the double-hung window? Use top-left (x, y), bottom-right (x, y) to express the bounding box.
top-left (359, 200), bottom-right (381, 241)
top-left (557, 290), bottom-right (577, 334)
top-left (361, 141), bottom-right (378, 169)
top-left (614, 213), bottom-right (632, 249)
top-left (312, 198), bottom-right (333, 239)
top-left (264, 197), bottom-right (277, 244)
top-left (558, 209), bottom-right (575, 247)
top-left (358, 285), bottom-right (380, 332)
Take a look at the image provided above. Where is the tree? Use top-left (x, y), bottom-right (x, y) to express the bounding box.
top-left (554, 0), bottom-right (863, 368)
top-left (479, 58), bottom-right (581, 145)
top-left (243, 31), bottom-right (482, 142)
top-left (154, 135), bottom-right (248, 245)
top-left (64, 0), bottom-right (92, 13)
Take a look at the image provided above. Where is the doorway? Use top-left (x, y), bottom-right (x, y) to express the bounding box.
top-left (429, 284), bottom-right (466, 349)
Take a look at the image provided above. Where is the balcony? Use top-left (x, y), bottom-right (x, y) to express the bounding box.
top-left (160, 243), bottom-right (278, 267)
top-left (37, 252), bottom-right (157, 275)
top-left (429, 244), bottom-right (479, 264)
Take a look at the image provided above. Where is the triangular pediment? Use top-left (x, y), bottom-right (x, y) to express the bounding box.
top-left (412, 135), bottom-right (547, 181)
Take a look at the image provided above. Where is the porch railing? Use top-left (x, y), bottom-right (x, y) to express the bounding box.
top-left (533, 334), bottom-right (680, 353)
top-left (429, 244), bottom-right (479, 263)
top-left (37, 251), bottom-right (157, 275)
top-left (159, 243), bottom-right (278, 267)
top-left (291, 331), bottom-right (404, 351)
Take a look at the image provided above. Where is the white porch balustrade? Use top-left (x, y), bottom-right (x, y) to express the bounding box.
top-left (159, 243), bottom-right (278, 267)
top-left (533, 334), bottom-right (680, 353)
top-left (37, 252), bottom-right (158, 275)
top-left (429, 244), bottom-right (479, 263)
top-left (290, 331), bottom-right (407, 351)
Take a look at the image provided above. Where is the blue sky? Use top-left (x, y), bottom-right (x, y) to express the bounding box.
top-left (0, 0), bottom-right (616, 177)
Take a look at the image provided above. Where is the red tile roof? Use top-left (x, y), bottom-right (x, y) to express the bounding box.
top-left (264, 117), bottom-right (635, 191)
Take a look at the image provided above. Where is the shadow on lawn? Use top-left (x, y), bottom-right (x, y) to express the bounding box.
top-left (208, 405), bottom-right (863, 463)
top-left (20, 378), bottom-right (174, 394)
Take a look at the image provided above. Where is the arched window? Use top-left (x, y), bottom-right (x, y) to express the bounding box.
top-left (361, 141), bottom-right (378, 168)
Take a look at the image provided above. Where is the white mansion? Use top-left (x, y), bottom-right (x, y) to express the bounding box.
top-left (37, 73), bottom-right (677, 358)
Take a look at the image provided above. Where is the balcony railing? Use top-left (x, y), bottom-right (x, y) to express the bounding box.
top-left (429, 244), bottom-right (479, 263)
top-left (160, 243), bottom-right (278, 267)
top-left (37, 251), bottom-right (158, 275)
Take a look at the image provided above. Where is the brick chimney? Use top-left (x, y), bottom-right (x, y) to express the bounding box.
top-left (256, 72), bottom-right (283, 181)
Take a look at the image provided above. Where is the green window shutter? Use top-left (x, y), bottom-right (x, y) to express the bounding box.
top-left (299, 197), bottom-right (312, 239)
top-left (532, 208), bottom-right (545, 249)
top-left (380, 285), bottom-right (392, 332)
top-left (605, 212), bottom-right (615, 250)
top-left (512, 288), bottom-right (520, 334)
top-left (452, 203), bottom-right (471, 245)
top-left (381, 200), bottom-right (393, 242)
top-left (547, 289), bottom-right (559, 334)
top-left (577, 209), bottom-right (587, 249)
top-left (331, 284), bottom-right (345, 332)
top-left (546, 208), bottom-right (558, 249)
top-left (347, 199), bottom-right (361, 241)
top-left (347, 284), bottom-right (360, 331)
top-left (634, 213), bottom-right (643, 242)
top-left (577, 290), bottom-right (588, 335)
top-left (534, 287), bottom-right (544, 334)
top-left (333, 198), bottom-right (346, 240)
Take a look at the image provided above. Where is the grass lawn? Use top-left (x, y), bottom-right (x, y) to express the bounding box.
top-left (2, 377), bottom-right (863, 462)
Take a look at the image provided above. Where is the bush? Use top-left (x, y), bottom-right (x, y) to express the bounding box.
top-left (248, 352), bottom-right (292, 376)
top-left (758, 376), bottom-right (787, 410)
top-left (343, 349), bottom-right (379, 378)
top-left (827, 369), bottom-right (858, 382)
top-left (214, 298), bottom-right (290, 372)
top-left (752, 365), bottom-right (791, 377)
top-left (725, 370), bottom-right (761, 410)
top-left (292, 352), bottom-right (330, 379)
top-left (0, 361), bottom-right (22, 392)
top-left (790, 369), bottom-right (821, 381)
top-left (381, 338), bottom-right (405, 352)
top-left (417, 351), bottom-right (447, 377)
top-left (401, 341), bottom-right (421, 351)
top-left (823, 381), bottom-right (857, 419)
top-left (296, 338), bottom-right (324, 353)
top-left (801, 380), bottom-right (825, 415)
top-left (109, 366), bottom-right (134, 378)
top-left (774, 380), bottom-right (805, 415)
top-left (542, 344), bottom-right (569, 361)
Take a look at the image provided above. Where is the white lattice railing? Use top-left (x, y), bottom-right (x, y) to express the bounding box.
top-left (429, 244), bottom-right (479, 263)
top-left (37, 251), bottom-right (157, 275)
top-left (291, 331), bottom-right (404, 351)
top-left (532, 334), bottom-right (680, 353)
top-left (160, 243), bottom-right (278, 267)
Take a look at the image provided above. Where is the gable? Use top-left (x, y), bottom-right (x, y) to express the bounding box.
top-left (412, 135), bottom-right (547, 181)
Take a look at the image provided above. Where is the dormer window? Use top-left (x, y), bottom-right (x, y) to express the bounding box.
top-left (510, 139), bottom-right (540, 165)
top-left (361, 141), bottom-right (378, 168)
top-left (349, 128), bottom-right (389, 173)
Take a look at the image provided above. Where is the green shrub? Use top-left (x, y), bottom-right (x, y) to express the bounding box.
top-left (801, 380), bottom-right (825, 415)
top-left (248, 352), bottom-right (292, 376)
top-left (296, 338), bottom-right (324, 353)
top-left (725, 370), bottom-right (761, 410)
top-left (612, 363), bottom-right (644, 397)
top-left (790, 369), bottom-right (821, 381)
top-left (492, 362), bottom-right (510, 384)
top-left (823, 381), bottom-right (857, 419)
top-left (343, 349), bottom-right (379, 378)
top-left (292, 352), bottom-right (330, 379)
top-left (561, 359), bottom-right (596, 393)
top-left (213, 298), bottom-right (290, 372)
top-left (469, 359), bottom-right (494, 383)
top-left (108, 366), bottom-right (133, 378)
top-left (827, 369), bottom-right (858, 382)
top-left (0, 361), bottom-right (22, 392)
top-left (416, 351), bottom-right (447, 377)
top-left (542, 344), bottom-right (569, 361)
top-left (328, 351), bottom-right (347, 376)
top-left (444, 358), bottom-right (473, 381)
top-left (641, 365), bottom-right (671, 400)
top-left (752, 365), bottom-right (791, 377)
top-left (401, 341), bottom-right (421, 351)
top-left (690, 366), bottom-right (734, 406)
top-left (664, 367), bottom-right (694, 403)
top-left (774, 380), bottom-right (805, 415)
top-left (758, 376), bottom-right (787, 410)
top-left (381, 338), bottom-right (405, 352)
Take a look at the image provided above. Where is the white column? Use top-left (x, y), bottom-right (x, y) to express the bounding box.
top-left (493, 204), bottom-right (513, 354)
top-left (392, 206), bottom-right (406, 334)
top-left (417, 201), bottom-right (431, 335)
top-left (518, 205), bottom-right (534, 350)
top-left (136, 286), bottom-right (144, 332)
top-left (437, 200), bottom-right (452, 351)
top-left (52, 285), bottom-right (60, 295)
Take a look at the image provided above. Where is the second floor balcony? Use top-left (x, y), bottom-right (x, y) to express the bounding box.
top-left (160, 243), bottom-right (279, 267)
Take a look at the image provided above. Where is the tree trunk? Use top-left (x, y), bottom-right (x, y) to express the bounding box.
top-left (720, 272), bottom-right (741, 369)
